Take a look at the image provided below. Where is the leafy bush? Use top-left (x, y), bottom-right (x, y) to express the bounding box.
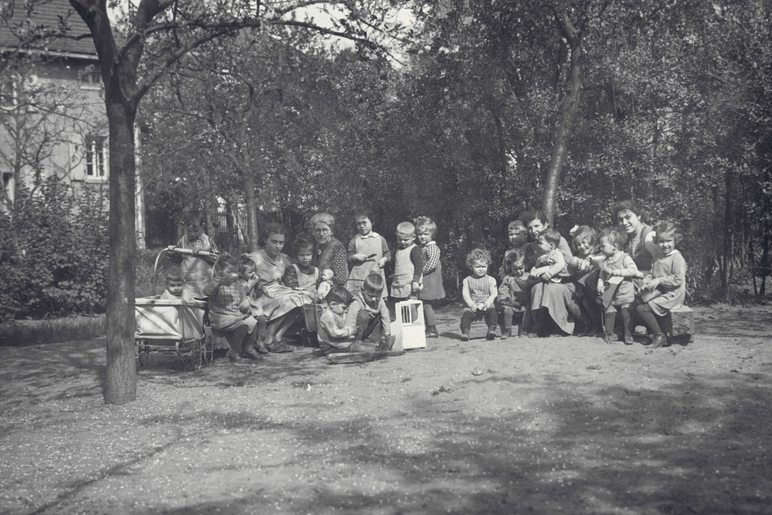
top-left (0, 178), bottom-right (109, 322)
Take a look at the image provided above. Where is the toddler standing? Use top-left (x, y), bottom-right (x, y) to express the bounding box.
top-left (176, 210), bottom-right (219, 299)
top-left (346, 207), bottom-right (390, 297)
top-left (390, 221), bottom-right (426, 303)
top-left (415, 216), bottom-right (445, 338)
top-left (460, 248), bottom-right (498, 341)
top-left (636, 222), bottom-right (687, 349)
top-left (497, 220), bottom-right (528, 281)
top-left (597, 228), bottom-right (640, 345)
top-left (496, 249), bottom-right (530, 338)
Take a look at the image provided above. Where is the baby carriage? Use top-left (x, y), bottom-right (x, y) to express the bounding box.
top-left (134, 246), bottom-right (215, 369)
top-left (135, 297), bottom-right (211, 369)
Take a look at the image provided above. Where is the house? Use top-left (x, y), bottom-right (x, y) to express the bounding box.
top-left (0, 0), bottom-right (108, 212)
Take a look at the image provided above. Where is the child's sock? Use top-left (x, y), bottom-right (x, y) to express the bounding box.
top-left (604, 311), bottom-right (617, 343)
top-left (636, 303), bottom-right (664, 337)
top-left (460, 310), bottom-right (473, 341)
top-left (621, 305), bottom-right (633, 345)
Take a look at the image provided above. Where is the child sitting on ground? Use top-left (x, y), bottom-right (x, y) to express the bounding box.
top-left (160, 266), bottom-right (195, 301)
top-left (636, 221), bottom-right (687, 349)
top-left (461, 248), bottom-right (498, 341)
top-left (317, 286), bottom-right (380, 355)
top-left (530, 228), bottom-right (570, 284)
top-left (345, 273), bottom-right (394, 350)
top-left (498, 219), bottom-right (528, 281)
top-left (415, 216), bottom-right (445, 339)
top-left (597, 228), bottom-right (641, 345)
top-left (203, 253), bottom-right (262, 362)
top-left (496, 249), bottom-right (530, 338)
top-left (390, 221), bottom-right (426, 303)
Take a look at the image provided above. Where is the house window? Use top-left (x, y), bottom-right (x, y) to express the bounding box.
top-left (85, 136), bottom-right (107, 180)
top-left (0, 76), bottom-right (17, 109)
top-left (80, 65), bottom-right (102, 90)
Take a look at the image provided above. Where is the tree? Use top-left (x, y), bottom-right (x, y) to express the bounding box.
top-left (48, 0), bottom-right (410, 403)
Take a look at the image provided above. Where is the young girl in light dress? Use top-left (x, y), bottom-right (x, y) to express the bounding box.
top-left (636, 221), bottom-right (687, 349)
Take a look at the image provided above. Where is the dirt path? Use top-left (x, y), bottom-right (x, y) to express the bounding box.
top-left (1, 305), bottom-right (771, 514)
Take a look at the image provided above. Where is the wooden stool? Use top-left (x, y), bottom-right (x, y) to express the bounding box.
top-left (663, 305), bottom-right (694, 344)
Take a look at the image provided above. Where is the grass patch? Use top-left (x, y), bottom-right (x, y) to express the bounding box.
top-left (0, 315), bottom-right (106, 347)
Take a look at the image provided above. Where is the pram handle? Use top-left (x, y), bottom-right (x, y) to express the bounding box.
top-left (164, 246), bottom-right (216, 257)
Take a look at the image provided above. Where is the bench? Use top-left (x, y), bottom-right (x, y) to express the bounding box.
top-left (663, 305), bottom-right (694, 344)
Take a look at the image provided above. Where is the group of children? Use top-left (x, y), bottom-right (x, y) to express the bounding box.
top-left (161, 201), bottom-right (687, 360)
top-left (160, 210), bottom-right (447, 361)
top-left (474, 207), bottom-right (687, 348)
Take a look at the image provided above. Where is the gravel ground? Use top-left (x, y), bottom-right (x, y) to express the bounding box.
top-left (1, 304), bottom-right (771, 515)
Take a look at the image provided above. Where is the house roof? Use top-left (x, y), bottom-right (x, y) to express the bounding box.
top-left (0, 0), bottom-right (96, 58)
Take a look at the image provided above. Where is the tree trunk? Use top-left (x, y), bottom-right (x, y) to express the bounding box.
top-left (103, 98), bottom-right (138, 404)
top-left (541, 11), bottom-right (584, 226)
top-left (719, 167), bottom-right (732, 300)
top-left (244, 172), bottom-right (259, 252)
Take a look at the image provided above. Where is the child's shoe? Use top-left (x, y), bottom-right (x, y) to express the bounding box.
top-left (242, 346), bottom-right (262, 360)
top-left (460, 331), bottom-right (470, 342)
top-left (426, 326), bottom-right (439, 338)
top-left (486, 327), bottom-right (497, 340)
top-left (649, 333), bottom-right (667, 348)
top-left (623, 333), bottom-right (635, 346)
top-left (603, 333), bottom-right (615, 344)
top-left (255, 338), bottom-right (269, 354)
top-left (500, 327), bottom-right (512, 339)
top-left (227, 350), bottom-right (244, 363)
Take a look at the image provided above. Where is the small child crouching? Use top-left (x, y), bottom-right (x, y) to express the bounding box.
top-left (496, 250), bottom-right (530, 338)
top-left (345, 273), bottom-right (395, 350)
top-left (461, 248), bottom-right (498, 341)
top-left (203, 254), bottom-right (263, 362)
top-left (317, 286), bottom-right (381, 355)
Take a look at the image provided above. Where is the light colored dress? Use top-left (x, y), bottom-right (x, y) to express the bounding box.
top-left (647, 250), bottom-right (687, 317)
top-left (249, 249), bottom-right (312, 321)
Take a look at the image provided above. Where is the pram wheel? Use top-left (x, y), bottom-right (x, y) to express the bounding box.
top-left (191, 338), bottom-right (212, 370)
top-left (136, 339), bottom-right (150, 367)
top-left (202, 338), bottom-right (213, 366)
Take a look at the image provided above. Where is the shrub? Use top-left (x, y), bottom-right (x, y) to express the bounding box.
top-left (0, 178), bottom-right (109, 322)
